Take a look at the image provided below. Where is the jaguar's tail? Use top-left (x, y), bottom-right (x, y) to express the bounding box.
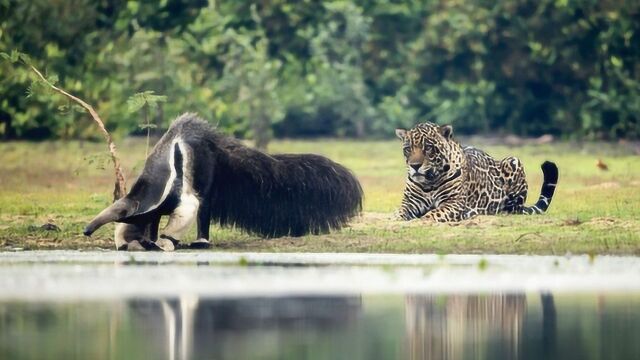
top-left (522, 161), bottom-right (558, 214)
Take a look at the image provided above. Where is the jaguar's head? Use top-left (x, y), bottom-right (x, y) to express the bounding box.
top-left (395, 122), bottom-right (463, 187)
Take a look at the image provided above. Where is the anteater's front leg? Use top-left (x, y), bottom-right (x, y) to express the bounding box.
top-left (147, 215), bottom-right (161, 242)
top-left (114, 215), bottom-right (162, 251)
top-left (190, 201), bottom-right (211, 249)
top-left (160, 193), bottom-right (199, 249)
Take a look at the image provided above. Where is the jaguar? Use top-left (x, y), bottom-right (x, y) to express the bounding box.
top-left (395, 122), bottom-right (558, 222)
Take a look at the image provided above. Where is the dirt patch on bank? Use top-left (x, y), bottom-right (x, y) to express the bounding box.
top-left (585, 217), bottom-right (637, 229)
top-left (350, 212), bottom-right (515, 230)
top-left (585, 182), bottom-right (621, 190)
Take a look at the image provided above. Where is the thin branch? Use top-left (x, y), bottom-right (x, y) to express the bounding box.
top-left (144, 103), bottom-right (150, 159)
top-left (28, 65), bottom-right (127, 200)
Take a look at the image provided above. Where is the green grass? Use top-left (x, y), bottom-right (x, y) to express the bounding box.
top-left (0, 138), bottom-right (639, 255)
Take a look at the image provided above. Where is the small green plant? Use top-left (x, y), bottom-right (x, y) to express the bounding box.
top-left (127, 91), bottom-right (167, 158)
top-left (237, 256), bottom-right (249, 266)
top-left (83, 153), bottom-right (111, 171)
top-left (477, 258), bottom-right (489, 271)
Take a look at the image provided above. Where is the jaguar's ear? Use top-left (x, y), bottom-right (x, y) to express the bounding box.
top-left (439, 125), bottom-right (453, 140)
top-left (395, 129), bottom-right (407, 141)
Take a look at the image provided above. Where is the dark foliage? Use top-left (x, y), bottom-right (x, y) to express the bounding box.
top-left (2, 0), bottom-right (639, 141)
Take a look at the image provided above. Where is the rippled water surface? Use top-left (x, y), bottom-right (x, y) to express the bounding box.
top-left (1, 251), bottom-right (639, 359)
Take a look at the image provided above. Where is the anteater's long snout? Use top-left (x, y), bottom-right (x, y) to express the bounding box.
top-left (83, 198), bottom-right (138, 236)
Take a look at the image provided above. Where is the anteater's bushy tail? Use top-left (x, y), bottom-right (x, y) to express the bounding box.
top-left (522, 161), bottom-right (558, 214)
top-left (210, 147), bottom-right (363, 238)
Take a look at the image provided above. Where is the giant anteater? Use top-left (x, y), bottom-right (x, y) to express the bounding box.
top-left (84, 113), bottom-right (363, 250)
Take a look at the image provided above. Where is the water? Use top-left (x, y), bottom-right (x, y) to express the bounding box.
top-left (1, 251), bottom-right (639, 360)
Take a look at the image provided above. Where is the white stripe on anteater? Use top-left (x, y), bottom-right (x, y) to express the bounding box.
top-left (161, 138), bottom-right (200, 240)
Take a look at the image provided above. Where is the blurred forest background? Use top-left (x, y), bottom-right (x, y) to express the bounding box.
top-left (1, 0), bottom-right (639, 148)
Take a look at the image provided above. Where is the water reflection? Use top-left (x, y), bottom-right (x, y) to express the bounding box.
top-left (127, 297), bottom-right (362, 360)
top-left (1, 293), bottom-right (639, 360)
top-left (405, 294), bottom-right (527, 359)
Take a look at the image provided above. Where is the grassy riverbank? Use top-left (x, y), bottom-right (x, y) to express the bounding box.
top-left (1, 138), bottom-right (639, 255)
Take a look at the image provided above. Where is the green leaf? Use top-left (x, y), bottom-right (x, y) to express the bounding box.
top-left (144, 94), bottom-right (168, 108)
top-left (0, 50), bottom-right (31, 64)
top-left (10, 50), bottom-right (20, 63)
top-left (18, 52), bottom-right (31, 65)
top-left (25, 85), bottom-right (34, 99)
top-left (611, 56), bottom-right (622, 68)
top-left (127, 91), bottom-right (167, 113)
top-left (47, 73), bottom-right (59, 85)
top-left (126, 94), bottom-right (146, 113)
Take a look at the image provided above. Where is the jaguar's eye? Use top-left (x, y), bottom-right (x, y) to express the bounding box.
top-left (424, 144), bottom-right (433, 152)
top-left (403, 146), bottom-right (411, 157)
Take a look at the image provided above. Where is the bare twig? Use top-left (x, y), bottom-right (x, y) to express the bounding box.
top-left (514, 232), bottom-right (542, 243)
top-left (28, 65), bottom-right (127, 200)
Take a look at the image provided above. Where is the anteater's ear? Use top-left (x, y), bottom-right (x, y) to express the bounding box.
top-left (439, 125), bottom-right (453, 140)
top-left (395, 129), bottom-right (407, 140)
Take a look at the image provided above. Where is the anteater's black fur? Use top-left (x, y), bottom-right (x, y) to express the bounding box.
top-left (170, 114), bottom-right (363, 237)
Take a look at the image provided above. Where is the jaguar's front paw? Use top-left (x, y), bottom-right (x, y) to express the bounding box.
top-left (392, 210), bottom-right (407, 221)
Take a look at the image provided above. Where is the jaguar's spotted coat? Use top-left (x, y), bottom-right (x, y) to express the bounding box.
top-left (395, 122), bottom-right (558, 222)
